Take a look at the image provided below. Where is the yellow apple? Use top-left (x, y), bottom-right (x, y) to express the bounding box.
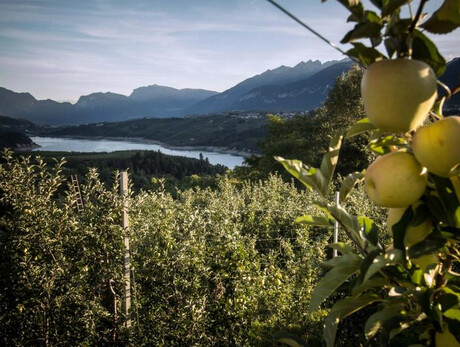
top-left (365, 151), bottom-right (428, 207)
top-left (436, 324), bottom-right (460, 347)
top-left (361, 59), bottom-right (437, 133)
top-left (387, 207), bottom-right (432, 247)
top-left (412, 116), bottom-right (460, 177)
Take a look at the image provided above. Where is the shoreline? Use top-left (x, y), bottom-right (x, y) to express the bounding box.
top-left (30, 135), bottom-right (257, 158)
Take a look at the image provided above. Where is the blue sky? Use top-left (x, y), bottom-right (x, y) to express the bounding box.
top-left (1, 0), bottom-right (459, 102)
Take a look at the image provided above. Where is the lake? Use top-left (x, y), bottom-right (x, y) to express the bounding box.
top-left (30, 137), bottom-right (246, 169)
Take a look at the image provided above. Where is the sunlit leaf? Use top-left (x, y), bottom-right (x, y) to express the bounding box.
top-left (358, 216), bottom-right (379, 246)
top-left (346, 118), bottom-right (377, 138)
top-left (329, 242), bottom-right (356, 255)
top-left (320, 133), bottom-right (343, 195)
top-left (295, 215), bottom-right (334, 227)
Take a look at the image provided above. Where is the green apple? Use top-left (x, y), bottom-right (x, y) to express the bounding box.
top-left (436, 324), bottom-right (460, 347)
top-left (412, 116), bottom-right (460, 177)
top-left (365, 151), bottom-right (428, 207)
top-left (387, 206), bottom-right (432, 247)
top-left (361, 59), bottom-right (437, 133)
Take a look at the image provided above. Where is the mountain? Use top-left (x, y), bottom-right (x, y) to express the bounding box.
top-left (0, 86), bottom-right (218, 125)
top-left (0, 87), bottom-right (37, 116)
top-left (227, 60), bottom-right (354, 112)
top-left (186, 59), bottom-right (345, 115)
top-left (439, 57), bottom-right (460, 114)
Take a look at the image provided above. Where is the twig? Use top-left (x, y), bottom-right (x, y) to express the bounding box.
top-left (408, 0), bottom-right (429, 33)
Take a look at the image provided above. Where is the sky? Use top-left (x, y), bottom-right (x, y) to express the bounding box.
top-left (1, 0), bottom-right (459, 103)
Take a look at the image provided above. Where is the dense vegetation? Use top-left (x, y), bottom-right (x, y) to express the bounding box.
top-left (29, 150), bottom-right (227, 192)
top-left (0, 148), bottom-right (386, 345)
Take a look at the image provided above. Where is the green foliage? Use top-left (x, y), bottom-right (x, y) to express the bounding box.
top-left (0, 149), bottom-right (335, 345)
top-left (29, 149), bottom-right (226, 192)
top-left (129, 175), bottom-right (330, 345)
top-left (0, 150), bottom-right (125, 345)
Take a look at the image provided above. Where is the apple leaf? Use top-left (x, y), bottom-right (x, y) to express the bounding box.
top-left (320, 133), bottom-right (343, 194)
top-left (369, 135), bottom-right (407, 155)
top-left (358, 216), bottom-right (379, 246)
top-left (431, 175), bottom-right (460, 228)
top-left (382, 0), bottom-right (411, 17)
top-left (328, 242), bottom-right (356, 255)
top-left (391, 206), bottom-right (413, 251)
top-left (341, 20), bottom-right (382, 44)
top-left (407, 233), bottom-right (447, 259)
top-left (411, 29), bottom-right (446, 76)
top-left (310, 253), bottom-right (362, 311)
top-left (329, 204), bottom-right (364, 248)
top-left (339, 170), bottom-right (365, 203)
top-left (295, 215), bottom-right (334, 227)
top-left (346, 118), bottom-right (377, 138)
top-left (346, 42), bottom-right (387, 66)
top-left (275, 157), bottom-right (326, 197)
top-left (361, 249), bottom-right (404, 283)
top-left (352, 275), bottom-right (388, 296)
top-left (324, 293), bottom-right (382, 347)
top-left (337, 0), bottom-right (365, 18)
top-left (364, 305), bottom-right (404, 340)
top-left (274, 333), bottom-right (307, 347)
top-left (421, 0), bottom-right (460, 34)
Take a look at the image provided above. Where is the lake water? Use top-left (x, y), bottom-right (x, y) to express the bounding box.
top-left (30, 137), bottom-right (245, 169)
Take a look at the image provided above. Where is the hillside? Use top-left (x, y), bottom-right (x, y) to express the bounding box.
top-left (0, 115), bottom-right (41, 150)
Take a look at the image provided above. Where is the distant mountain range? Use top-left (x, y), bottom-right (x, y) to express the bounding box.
top-left (1, 57), bottom-right (459, 125)
top-left (0, 86), bottom-right (218, 125)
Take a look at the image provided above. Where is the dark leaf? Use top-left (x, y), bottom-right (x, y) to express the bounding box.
top-left (411, 29), bottom-right (446, 76)
top-left (346, 42), bottom-right (387, 66)
top-left (341, 21), bottom-right (382, 43)
top-left (324, 293), bottom-right (382, 347)
top-left (421, 0), bottom-right (460, 34)
top-left (382, 0), bottom-right (412, 17)
top-left (339, 170), bottom-right (365, 203)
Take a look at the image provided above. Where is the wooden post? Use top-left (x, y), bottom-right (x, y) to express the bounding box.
top-left (333, 191), bottom-right (339, 258)
top-left (120, 171), bottom-right (131, 329)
